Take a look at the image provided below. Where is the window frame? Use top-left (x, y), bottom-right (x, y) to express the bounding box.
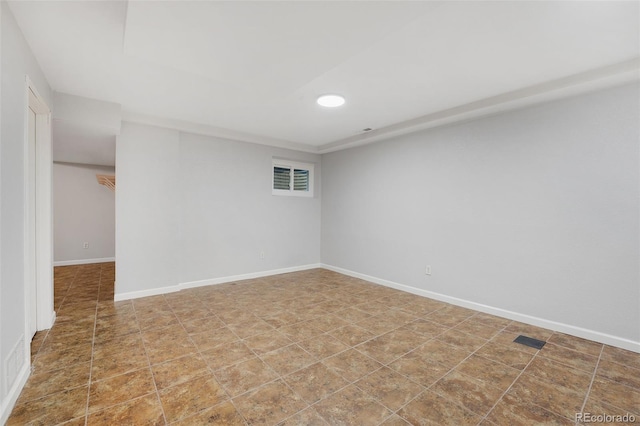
top-left (272, 159), bottom-right (314, 197)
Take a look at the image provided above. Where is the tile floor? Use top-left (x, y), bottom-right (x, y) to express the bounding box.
top-left (8, 263), bottom-right (640, 425)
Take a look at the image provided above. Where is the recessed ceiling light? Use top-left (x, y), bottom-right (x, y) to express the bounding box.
top-left (317, 94), bottom-right (345, 108)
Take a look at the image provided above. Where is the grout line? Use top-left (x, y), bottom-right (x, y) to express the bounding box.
top-left (475, 343), bottom-right (540, 425)
top-left (277, 307), bottom-right (466, 425)
top-left (167, 298), bottom-right (250, 425)
top-left (578, 344), bottom-right (605, 422)
top-left (132, 296), bottom-right (170, 425)
top-left (55, 266), bottom-right (80, 313)
top-left (83, 264), bottom-right (103, 426)
top-left (387, 320), bottom-right (514, 424)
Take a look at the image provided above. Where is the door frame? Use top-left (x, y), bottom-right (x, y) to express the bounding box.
top-left (23, 76), bottom-right (54, 343)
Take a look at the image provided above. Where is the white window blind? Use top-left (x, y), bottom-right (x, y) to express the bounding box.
top-left (273, 166), bottom-right (291, 190)
top-left (272, 160), bottom-right (314, 197)
top-left (293, 169), bottom-right (309, 191)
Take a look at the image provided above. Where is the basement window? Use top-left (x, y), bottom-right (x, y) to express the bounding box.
top-left (272, 159), bottom-right (314, 197)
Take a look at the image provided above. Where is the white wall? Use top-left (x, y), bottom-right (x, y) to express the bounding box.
top-left (53, 162), bottom-right (115, 264)
top-left (178, 132), bottom-right (321, 283)
top-left (116, 124), bottom-right (181, 296)
top-left (115, 122), bottom-right (321, 298)
top-left (322, 83), bottom-right (639, 347)
top-left (0, 1), bottom-right (53, 420)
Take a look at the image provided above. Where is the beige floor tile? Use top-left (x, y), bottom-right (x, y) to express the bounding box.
top-left (355, 366), bottom-right (424, 411)
top-left (310, 314), bottom-right (350, 332)
top-left (389, 351), bottom-right (450, 387)
top-left (313, 384), bottom-right (392, 425)
top-left (601, 345), bottom-right (640, 367)
top-left (284, 362), bottom-right (349, 404)
top-left (88, 368), bottom-right (156, 413)
top-left (11, 263), bottom-right (639, 426)
top-left (356, 313), bottom-right (404, 336)
top-left (333, 306), bottom-right (373, 323)
top-left (180, 316), bottom-right (226, 335)
top-left (261, 343), bottom-right (317, 376)
top-left (233, 379), bottom-right (307, 426)
top-left (356, 328), bottom-right (425, 364)
top-left (474, 341), bottom-right (535, 370)
top-left (87, 394), bottom-right (165, 425)
top-left (215, 356), bottom-right (279, 397)
top-left (158, 375), bottom-right (227, 423)
top-left (322, 348), bottom-right (383, 382)
top-left (273, 321), bottom-right (323, 343)
top-left (523, 356), bottom-right (593, 393)
top-left (596, 358), bottom-right (640, 390)
top-left (431, 370), bottom-right (505, 416)
top-left (17, 361), bottom-right (90, 402)
top-left (329, 323), bottom-right (376, 347)
top-left (485, 393), bottom-right (574, 426)
top-left (151, 353), bottom-right (210, 390)
top-left (171, 401), bottom-right (246, 425)
top-left (398, 390), bottom-right (481, 426)
top-left (507, 373), bottom-right (586, 420)
top-left (426, 307), bottom-right (474, 328)
top-left (243, 329), bottom-right (293, 354)
top-left (8, 387), bottom-right (88, 426)
top-left (189, 326), bottom-right (239, 352)
top-left (379, 414), bottom-right (412, 425)
top-left (455, 354), bottom-right (520, 391)
top-left (436, 328), bottom-right (488, 352)
top-left (409, 339), bottom-right (471, 369)
top-left (547, 332), bottom-right (603, 357)
top-left (588, 376), bottom-right (640, 416)
top-left (453, 319), bottom-right (503, 340)
top-left (33, 341), bottom-right (93, 372)
top-left (538, 342), bottom-right (599, 373)
top-left (399, 319), bottom-right (448, 339)
top-left (278, 406), bottom-right (328, 426)
top-left (582, 395), bottom-right (640, 421)
top-left (227, 317), bottom-right (275, 339)
top-left (469, 312), bottom-right (512, 329)
top-left (298, 333), bottom-right (350, 359)
top-left (201, 340), bottom-right (256, 370)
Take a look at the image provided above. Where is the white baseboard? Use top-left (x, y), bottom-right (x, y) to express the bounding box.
top-left (114, 284), bottom-right (180, 302)
top-left (114, 263), bottom-right (322, 301)
top-left (180, 263), bottom-right (322, 290)
top-left (0, 363), bottom-right (31, 425)
top-left (37, 311), bottom-right (56, 332)
top-left (53, 257), bottom-right (115, 266)
top-left (322, 264), bottom-right (640, 354)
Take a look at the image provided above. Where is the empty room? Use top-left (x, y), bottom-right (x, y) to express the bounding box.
top-left (1, 1), bottom-right (638, 425)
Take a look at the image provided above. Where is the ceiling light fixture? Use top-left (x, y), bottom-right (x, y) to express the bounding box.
top-left (317, 94), bottom-right (345, 108)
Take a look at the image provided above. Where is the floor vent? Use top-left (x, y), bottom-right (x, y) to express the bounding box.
top-left (513, 335), bottom-right (546, 350)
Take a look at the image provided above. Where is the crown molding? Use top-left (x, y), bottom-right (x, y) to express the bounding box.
top-left (318, 58), bottom-right (640, 154)
top-left (122, 58), bottom-right (639, 155)
top-left (120, 111), bottom-right (319, 154)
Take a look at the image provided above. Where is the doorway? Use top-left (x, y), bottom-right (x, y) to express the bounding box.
top-left (24, 76), bottom-right (54, 344)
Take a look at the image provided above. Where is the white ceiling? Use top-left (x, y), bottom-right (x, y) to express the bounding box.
top-left (52, 120), bottom-right (116, 167)
top-left (8, 1), bottom-right (640, 155)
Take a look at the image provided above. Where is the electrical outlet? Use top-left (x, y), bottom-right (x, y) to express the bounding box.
top-left (260, 251), bottom-right (265, 259)
top-left (425, 265), bottom-right (432, 275)
top-left (83, 242), bottom-right (89, 249)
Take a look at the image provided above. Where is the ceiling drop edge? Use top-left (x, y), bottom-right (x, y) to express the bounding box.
top-left (122, 58), bottom-right (639, 155)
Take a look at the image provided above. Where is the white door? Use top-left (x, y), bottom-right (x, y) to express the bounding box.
top-left (27, 106), bottom-right (37, 339)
